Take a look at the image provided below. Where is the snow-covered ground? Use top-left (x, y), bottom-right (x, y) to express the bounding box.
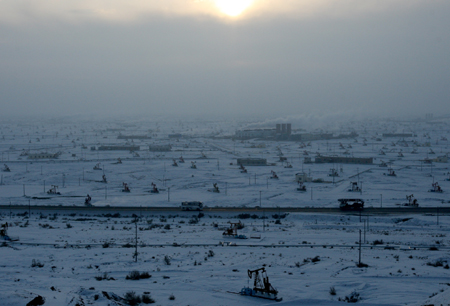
top-left (0, 117), bottom-right (449, 209)
top-left (1, 210), bottom-right (450, 305)
top-left (0, 116), bottom-right (449, 305)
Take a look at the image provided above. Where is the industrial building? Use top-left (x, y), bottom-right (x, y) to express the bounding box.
top-left (295, 172), bottom-right (313, 183)
top-left (290, 133), bottom-right (334, 141)
top-left (235, 123), bottom-right (356, 141)
top-left (234, 129), bottom-right (275, 140)
top-left (314, 156), bottom-right (373, 165)
top-left (149, 144), bottom-right (172, 152)
top-left (168, 133), bottom-right (183, 139)
top-left (28, 152), bottom-right (60, 159)
top-left (382, 133), bottom-right (414, 138)
top-left (237, 158), bottom-right (267, 166)
top-left (234, 123), bottom-right (292, 140)
top-left (97, 145), bottom-right (140, 151)
top-left (117, 134), bottom-right (151, 140)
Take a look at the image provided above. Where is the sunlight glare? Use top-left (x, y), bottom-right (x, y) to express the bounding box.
top-left (214, 0), bottom-right (254, 17)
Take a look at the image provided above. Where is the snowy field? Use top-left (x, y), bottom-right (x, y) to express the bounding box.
top-left (1, 210), bottom-right (450, 305)
top-left (0, 117), bottom-right (449, 209)
top-left (0, 116), bottom-right (450, 305)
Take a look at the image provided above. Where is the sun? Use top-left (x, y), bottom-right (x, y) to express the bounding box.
top-left (214, 0), bottom-right (254, 17)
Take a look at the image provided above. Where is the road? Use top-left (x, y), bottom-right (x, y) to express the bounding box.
top-left (0, 204), bottom-right (448, 215)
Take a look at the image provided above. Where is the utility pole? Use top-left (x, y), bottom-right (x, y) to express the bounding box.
top-left (358, 229), bottom-right (362, 266)
top-left (260, 191), bottom-right (265, 232)
top-left (168, 187), bottom-right (170, 202)
top-left (134, 216), bottom-right (138, 262)
top-left (437, 207), bottom-right (439, 226)
top-left (363, 220), bottom-right (366, 243)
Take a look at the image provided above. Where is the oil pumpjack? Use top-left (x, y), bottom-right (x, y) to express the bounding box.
top-left (84, 194), bottom-right (92, 206)
top-left (150, 182), bottom-right (159, 193)
top-left (122, 182), bottom-right (130, 192)
top-left (270, 171), bottom-right (279, 179)
top-left (47, 185), bottom-right (61, 195)
top-left (191, 161), bottom-right (197, 169)
top-left (239, 268), bottom-right (282, 301)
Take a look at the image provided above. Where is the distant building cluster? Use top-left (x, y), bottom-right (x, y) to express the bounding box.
top-left (237, 158), bottom-right (267, 166)
top-left (234, 123), bottom-right (357, 141)
top-left (382, 133), bottom-right (414, 138)
top-left (149, 144), bottom-right (172, 152)
top-left (117, 134), bottom-right (151, 140)
top-left (314, 156), bottom-right (373, 165)
top-left (276, 123), bottom-right (291, 135)
top-left (290, 133), bottom-right (335, 141)
top-left (295, 172), bottom-right (313, 183)
top-left (97, 145), bottom-right (140, 151)
top-left (168, 133), bottom-right (183, 139)
top-left (28, 152), bottom-right (60, 159)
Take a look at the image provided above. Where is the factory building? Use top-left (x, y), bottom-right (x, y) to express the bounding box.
top-left (235, 123), bottom-right (292, 140)
top-left (276, 123), bottom-right (291, 135)
top-left (149, 145), bottom-right (172, 152)
top-left (237, 158), bottom-right (267, 166)
top-left (295, 172), bottom-right (313, 183)
top-left (168, 134), bottom-right (183, 139)
top-left (97, 145), bottom-right (140, 151)
top-left (117, 134), bottom-right (151, 140)
top-left (28, 152), bottom-right (60, 159)
top-left (382, 133), bottom-right (414, 138)
top-left (234, 129), bottom-right (275, 140)
top-left (314, 156), bottom-right (373, 165)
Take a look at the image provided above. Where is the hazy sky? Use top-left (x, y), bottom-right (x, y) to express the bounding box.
top-left (1, 0), bottom-right (449, 119)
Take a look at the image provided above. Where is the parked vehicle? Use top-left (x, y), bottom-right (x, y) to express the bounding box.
top-left (181, 201), bottom-right (203, 211)
top-left (339, 198), bottom-right (364, 211)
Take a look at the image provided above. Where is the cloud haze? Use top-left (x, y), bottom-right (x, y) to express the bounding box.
top-left (0, 0), bottom-right (449, 119)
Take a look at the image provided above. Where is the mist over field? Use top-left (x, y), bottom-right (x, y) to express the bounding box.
top-left (1, 0), bottom-right (449, 119)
